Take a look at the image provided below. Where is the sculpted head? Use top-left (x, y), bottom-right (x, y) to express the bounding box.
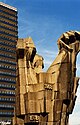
top-left (25, 37), bottom-right (36, 62)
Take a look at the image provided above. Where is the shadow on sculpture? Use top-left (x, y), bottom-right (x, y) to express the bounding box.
top-left (13, 31), bottom-right (80, 125)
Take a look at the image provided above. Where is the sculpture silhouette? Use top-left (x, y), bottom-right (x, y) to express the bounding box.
top-left (13, 31), bottom-right (80, 125)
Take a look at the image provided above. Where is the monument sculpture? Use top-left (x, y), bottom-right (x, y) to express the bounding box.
top-left (13, 31), bottom-right (80, 125)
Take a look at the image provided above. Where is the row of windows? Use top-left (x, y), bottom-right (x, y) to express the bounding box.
top-left (0, 78), bottom-right (15, 83)
top-left (0, 67), bottom-right (15, 72)
top-left (0, 104), bottom-right (14, 108)
top-left (0, 44), bottom-right (16, 52)
top-left (0, 16), bottom-right (17, 26)
top-left (0, 84), bottom-right (15, 90)
top-left (0, 42), bottom-right (16, 49)
top-left (0, 6), bottom-right (17, 15)
top-left (0, 72), bottom-right (16, 78)
top-left (0, 26), bottom-right (17, 36)
top-left (0, 25), bottom-right (17, 33)
top-left (0, 81), bottom-right (15, 84)
top-left (0, 19), bottom-right (17, 28)
top-left (0, 58), bottom-right (16, 65)
top-left (0, 94), bottom-right (15, 96)
top-left (0, 54), bottom-right (16, 60)
top-left (0, 59), bottom-right (16, 66)
top-left (0, 64), bottom-right (16, 69)
top-left (0, 22), bottom-right (17, 33)
top-left (0, 77), bottom-right (15, 82)
top-left (0, 30), bottom-right (17, 38)
top-left (0, 36), bottom-right (17, 43)
top-left (1, 45), bottom-right (15, 52)
top-left (0, 12), bottom-right (17, 21)
top-left (0, 91), bottom-right (15, 95)
top-left (0, 45), bottom-right (16, 54)
top-left (0, 46), bottom-right (15, 54)
top-left (0, 10), bottom-right (17, 20)
top-left (0, 53), bottom-right (16, 59)
top-left (0, 97), bottom-right (15, 102)
top-left (0, 112), bottom-right (14, 115)
top-left (0, 60), bottom-right (16, 65)
top-left (0, 39), bottom-right (16, 47)
top-left (0, 71), bottom-right (16, 76)
top-left (0, 33), bottom-right (17, 41)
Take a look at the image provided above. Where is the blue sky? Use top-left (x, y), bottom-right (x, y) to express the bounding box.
top-left (1, 0), bottom-right (80, 124)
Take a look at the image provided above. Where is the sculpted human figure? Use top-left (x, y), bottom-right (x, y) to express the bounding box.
top-left (13, 31), bottom-right (80, 125)
top-left (47, 31), bottom-right (80, 124)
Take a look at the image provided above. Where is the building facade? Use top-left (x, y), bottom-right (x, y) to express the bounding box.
top-left (0, 2), bottom-right (18, 122)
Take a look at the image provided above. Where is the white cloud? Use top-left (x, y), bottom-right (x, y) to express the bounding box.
top-left (69, 111), bottom-right (80, 125)
top-left (70, 101), bottom-right (80, 124)
top-left (69, 80), bottom-right (80, 125)
top-left (77, 64), bottom-right (80, 72)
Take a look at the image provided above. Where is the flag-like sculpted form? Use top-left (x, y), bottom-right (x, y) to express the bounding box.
top-left (13, 31), bottom-right (80, 125)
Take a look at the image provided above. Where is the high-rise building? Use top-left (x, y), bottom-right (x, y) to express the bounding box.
top-left (0, 2), bottom-right (18, 122)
